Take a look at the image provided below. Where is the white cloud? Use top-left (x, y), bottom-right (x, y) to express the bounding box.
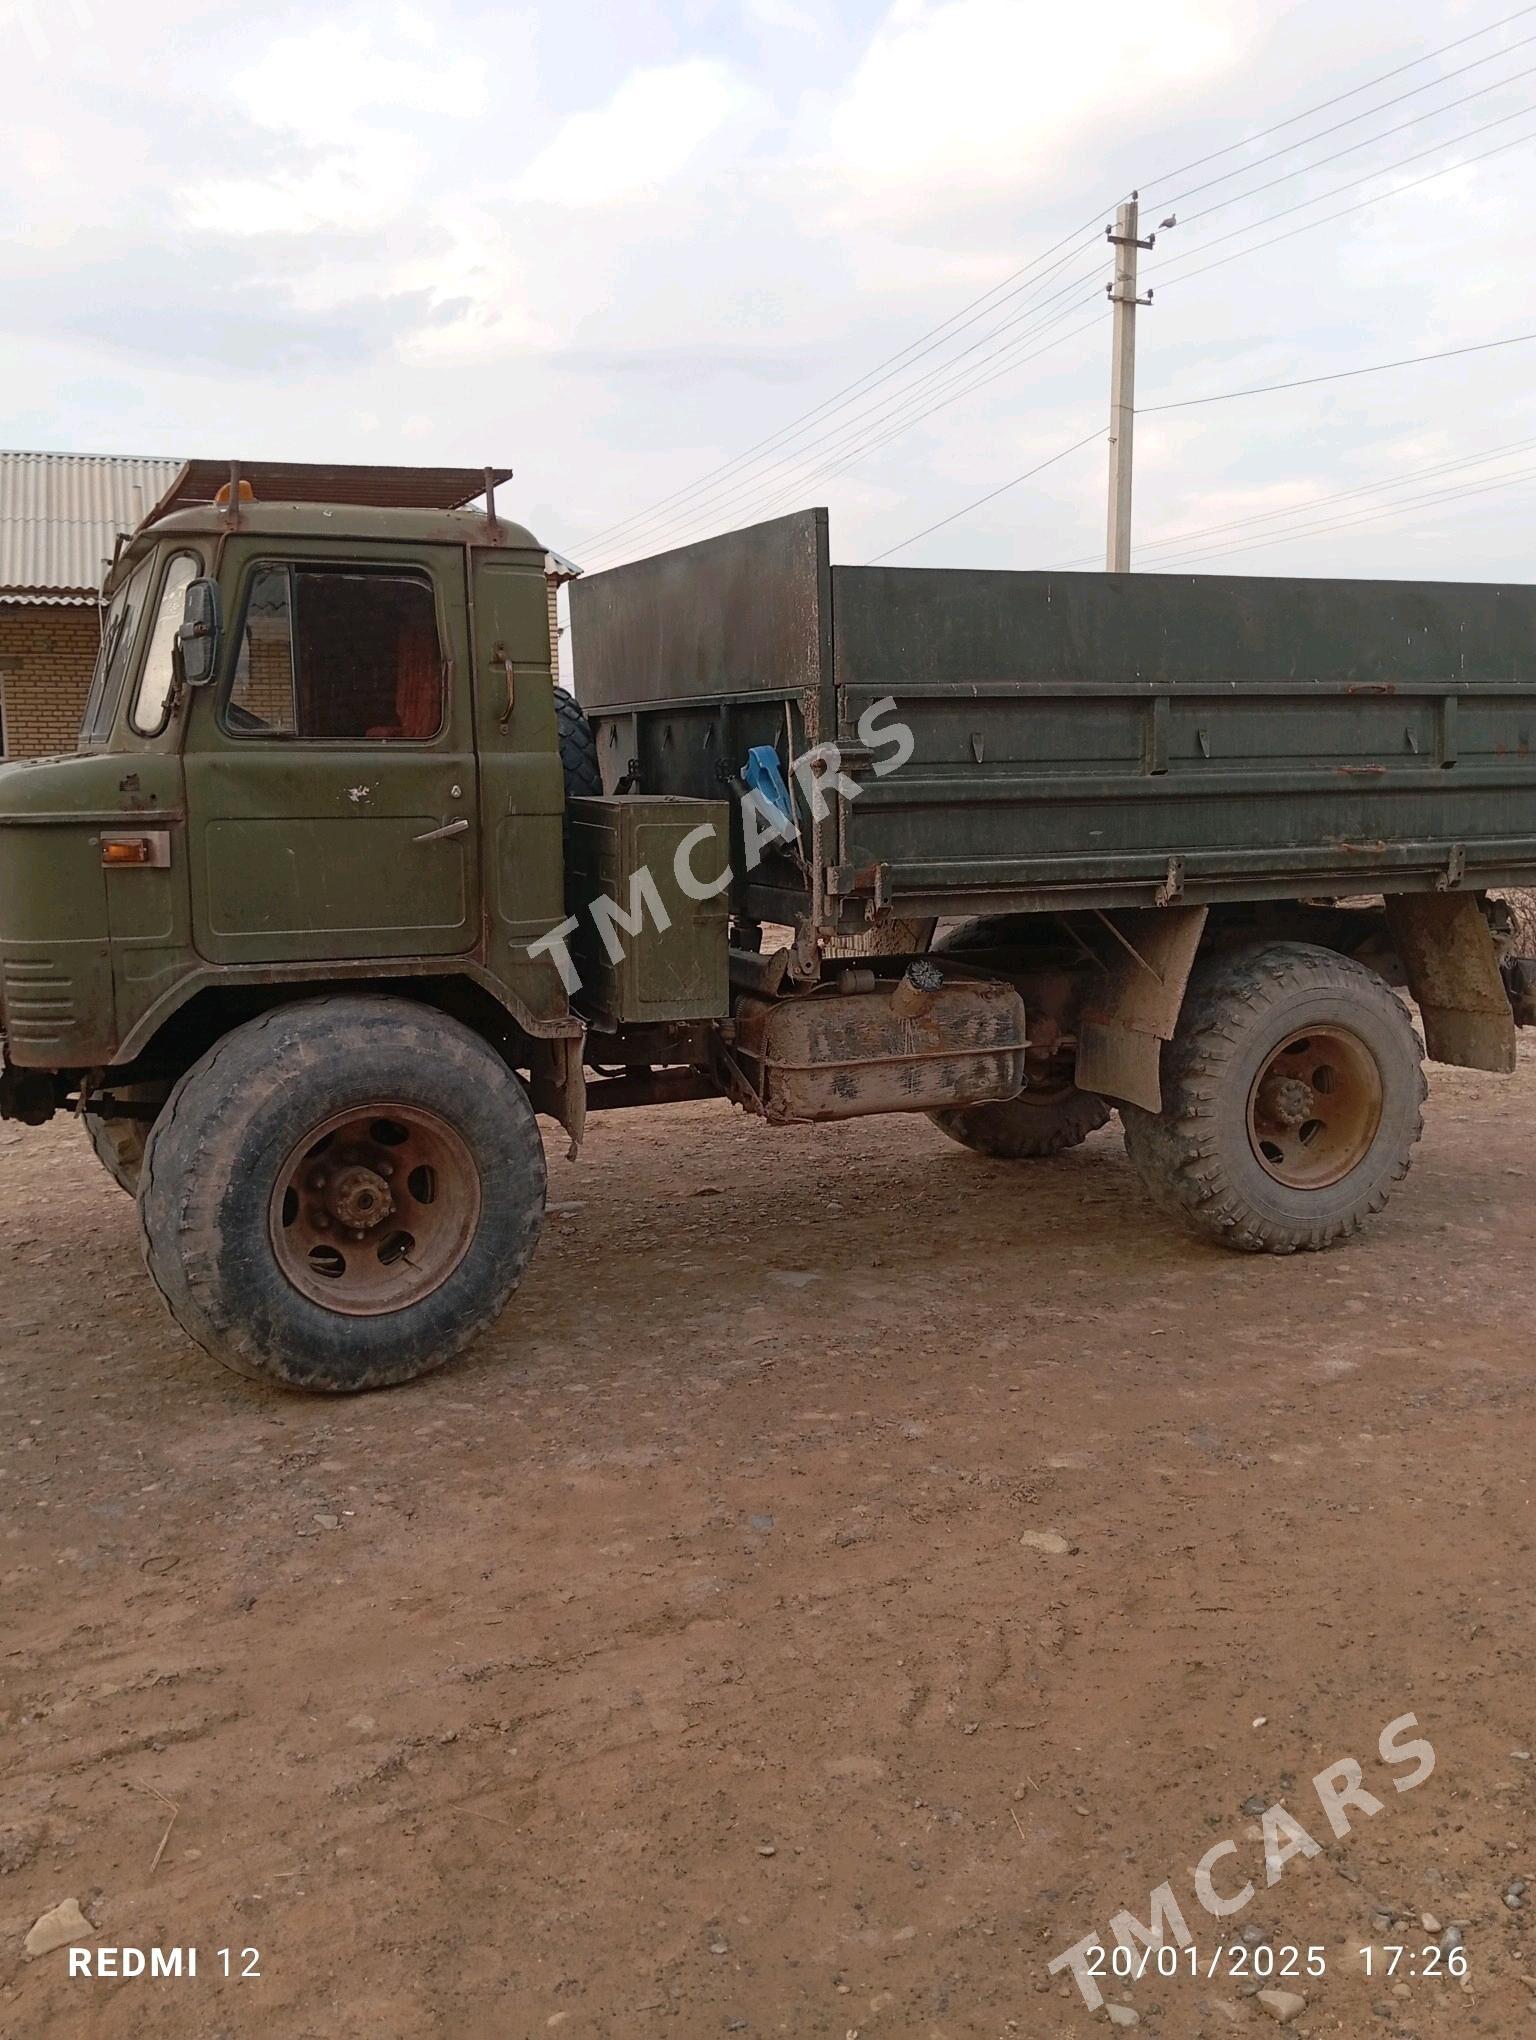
top-left (820, 0), bottom-right (1239, 225)
top-left (397, 207), bottom-right (552, 361)
top-left (512, 59), bottom-right (767, 208)
top-left (744, 0), bottom-right (826, 39)
top-left (181, 10), bottom-right (493, 237)
top-left (227, 14), bottom-right (488, 131)
top-left (185, 149), bottom-right (426, 238)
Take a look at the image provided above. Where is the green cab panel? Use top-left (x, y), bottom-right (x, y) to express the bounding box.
top-left (0, 751), bottom-right (185, 1066)
top-left (472, 556), bottom-right (571, 1026)
top-left (184, 538), bottom-right (480, 967)
top-left (191, 774), bottom-right (474, 963)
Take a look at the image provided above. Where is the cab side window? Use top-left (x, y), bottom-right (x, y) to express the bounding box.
top-left (225, 565), bottom-right (443, 741)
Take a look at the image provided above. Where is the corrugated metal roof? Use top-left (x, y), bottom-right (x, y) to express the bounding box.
top-left (0, 450), bottom-right (182, 602)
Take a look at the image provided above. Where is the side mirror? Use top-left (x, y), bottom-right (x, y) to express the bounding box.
top-left (176, 578), bottom-right (222, 687)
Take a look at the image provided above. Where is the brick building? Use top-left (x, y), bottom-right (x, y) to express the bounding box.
top-left (0, 451), bottom-right (181, 757)
top-left (545, 548), bottom-right (580, 694)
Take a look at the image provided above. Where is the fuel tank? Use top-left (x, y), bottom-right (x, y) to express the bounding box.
top-left (732, 968), bottom-right (1027, 1123)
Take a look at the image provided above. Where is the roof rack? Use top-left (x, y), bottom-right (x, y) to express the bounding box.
top-left (145, 459), bottom-right (512, 527)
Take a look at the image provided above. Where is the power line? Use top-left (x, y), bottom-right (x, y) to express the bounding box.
top-left (1148, 117), bottom-right (1536, 293)
top-left (570, 218), bottom-right (1108, 553)
top-left (1128, 441), bottom-right (1536, 563)
top-left (1177, 47), bottom-right (1536, 227)
top-left (1049, 433), bottom-right (1536, 567)
top-left (1141, 330), bottom-right (1536, 414)
top-left (801, 120), bottom-right (1536, 572)
top-left (581, 4), bottom-right (1536, 573)
top-left (646, 37), bottom-right (1536, 555)
top-left (1150, 98), bottom-right (1536, 281)
top-left (583, 285), bottom-right (1108, 570)
top-left (580, 5), bottom-right (1536, 563)
top-left (754, 310), bottom-right (1533, 579)
top-left (601, 138), bottom-right (1529, 569)
top-left (593, 138), bottom-right (1536, 569)
top-left (879, 94), bottom-right (1536, 557)
top-left (738, 308), bottom-right (1112, 532)
top-left (738, 304), bottom-right (1103, 503)
top-left (858, 324), bottom-right (1536, 569)
top-left (864, 429), bottom-right (1104, 565)
top-left (1154, 462), bottom-right (1536, 567)
top-left (585, 307), bottom-right (1108, 571)
top-left (581, 261), bottom-right (1108, 569)
top-left (1139, 0), bottom-right (1536, 197)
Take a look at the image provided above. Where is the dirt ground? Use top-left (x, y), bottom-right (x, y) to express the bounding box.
top-left (2, 1051), bottom-right (1534, 2040)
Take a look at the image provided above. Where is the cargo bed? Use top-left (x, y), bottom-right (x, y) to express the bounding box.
top-left (570, 509), bottom-right (1536, 930)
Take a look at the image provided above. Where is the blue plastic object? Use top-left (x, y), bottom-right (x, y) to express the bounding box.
top-left (742, 745), bottom-right (796, 831)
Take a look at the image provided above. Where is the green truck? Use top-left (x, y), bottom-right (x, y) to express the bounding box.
top-left (2, 463), bottom-right (1533, 1392)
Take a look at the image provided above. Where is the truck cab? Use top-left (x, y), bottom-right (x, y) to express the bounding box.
top-left (0, 461), bottom-right (626, 1391)
top-left (0, 461), bottom-right (577, 1114)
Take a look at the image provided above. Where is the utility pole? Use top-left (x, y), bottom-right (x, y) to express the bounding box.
top-left (1105, 193), bottom-right (1154, 572)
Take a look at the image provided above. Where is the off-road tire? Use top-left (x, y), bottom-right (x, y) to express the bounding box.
top-left (930, 1084), bottom-right (1111, 1159)
top-left (929, 914), bottom-right (1025, 955)
top-left (85, 1083), bottom-right (170, 1195)
top-left (556, 688), bottom-right (602, 798)
top-left (137, 997), bottom-right (547, 1392)
top-left (925, 919), bottom-right (1111, 1156)
top-left (1121, 942), bottom-right (1426, 1253)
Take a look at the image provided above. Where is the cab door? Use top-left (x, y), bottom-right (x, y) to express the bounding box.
top-left (186, 543), bottom-right (478, 966)
top-left (472, 555), bottom-right (568, 1008)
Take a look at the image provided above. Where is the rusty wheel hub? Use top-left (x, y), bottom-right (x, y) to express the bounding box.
top-left (1254, 1071), bottom-right (1313, 1130)
top-left (1246, 1026), bottom-right (1383, 1190)
top-left (270, 1106), bottom-right (480, 1316)
top-left (324, 1164), bottom-right (395, 1231)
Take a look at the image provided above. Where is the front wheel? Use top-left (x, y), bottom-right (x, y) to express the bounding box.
top-left (1122, 942), bottom-right (1426, 1254)
top-left (138, 997), bottom-right (546, 1391)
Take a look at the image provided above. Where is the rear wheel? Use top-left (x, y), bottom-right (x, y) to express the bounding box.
top-left (138, 997), bottom-right (546, 1391)
top-left (923, 918), bottom-right (1109, 1157)
top-left (930, 1069), bottom-right (1110, 1159)
top-left (1122, 942), bottom-right (1425, 1253)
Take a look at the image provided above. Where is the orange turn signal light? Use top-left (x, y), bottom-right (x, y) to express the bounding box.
top-left (101, 833), bottom-right (169, 868)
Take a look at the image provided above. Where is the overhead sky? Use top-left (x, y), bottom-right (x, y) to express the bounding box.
top-left (6, 0), bottom-right (1535, 599)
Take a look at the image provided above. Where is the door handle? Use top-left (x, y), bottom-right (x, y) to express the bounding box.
top-left (414, 817), bottom-right (470, 844)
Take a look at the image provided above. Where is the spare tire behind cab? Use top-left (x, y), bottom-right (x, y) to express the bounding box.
top-left (556, 689), bottom-right (601, 798)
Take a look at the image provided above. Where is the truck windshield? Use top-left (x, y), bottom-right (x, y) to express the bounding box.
top-left (129, 552), bottom-right (199, 736)
top-left (79, 557), bottom-right (153, 746)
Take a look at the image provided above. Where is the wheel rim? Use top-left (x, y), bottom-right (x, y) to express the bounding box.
top-left (1246, 1026), bottom-right (1383, 1189)
top-left (269, 1105), bottom-right (481, 1316)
